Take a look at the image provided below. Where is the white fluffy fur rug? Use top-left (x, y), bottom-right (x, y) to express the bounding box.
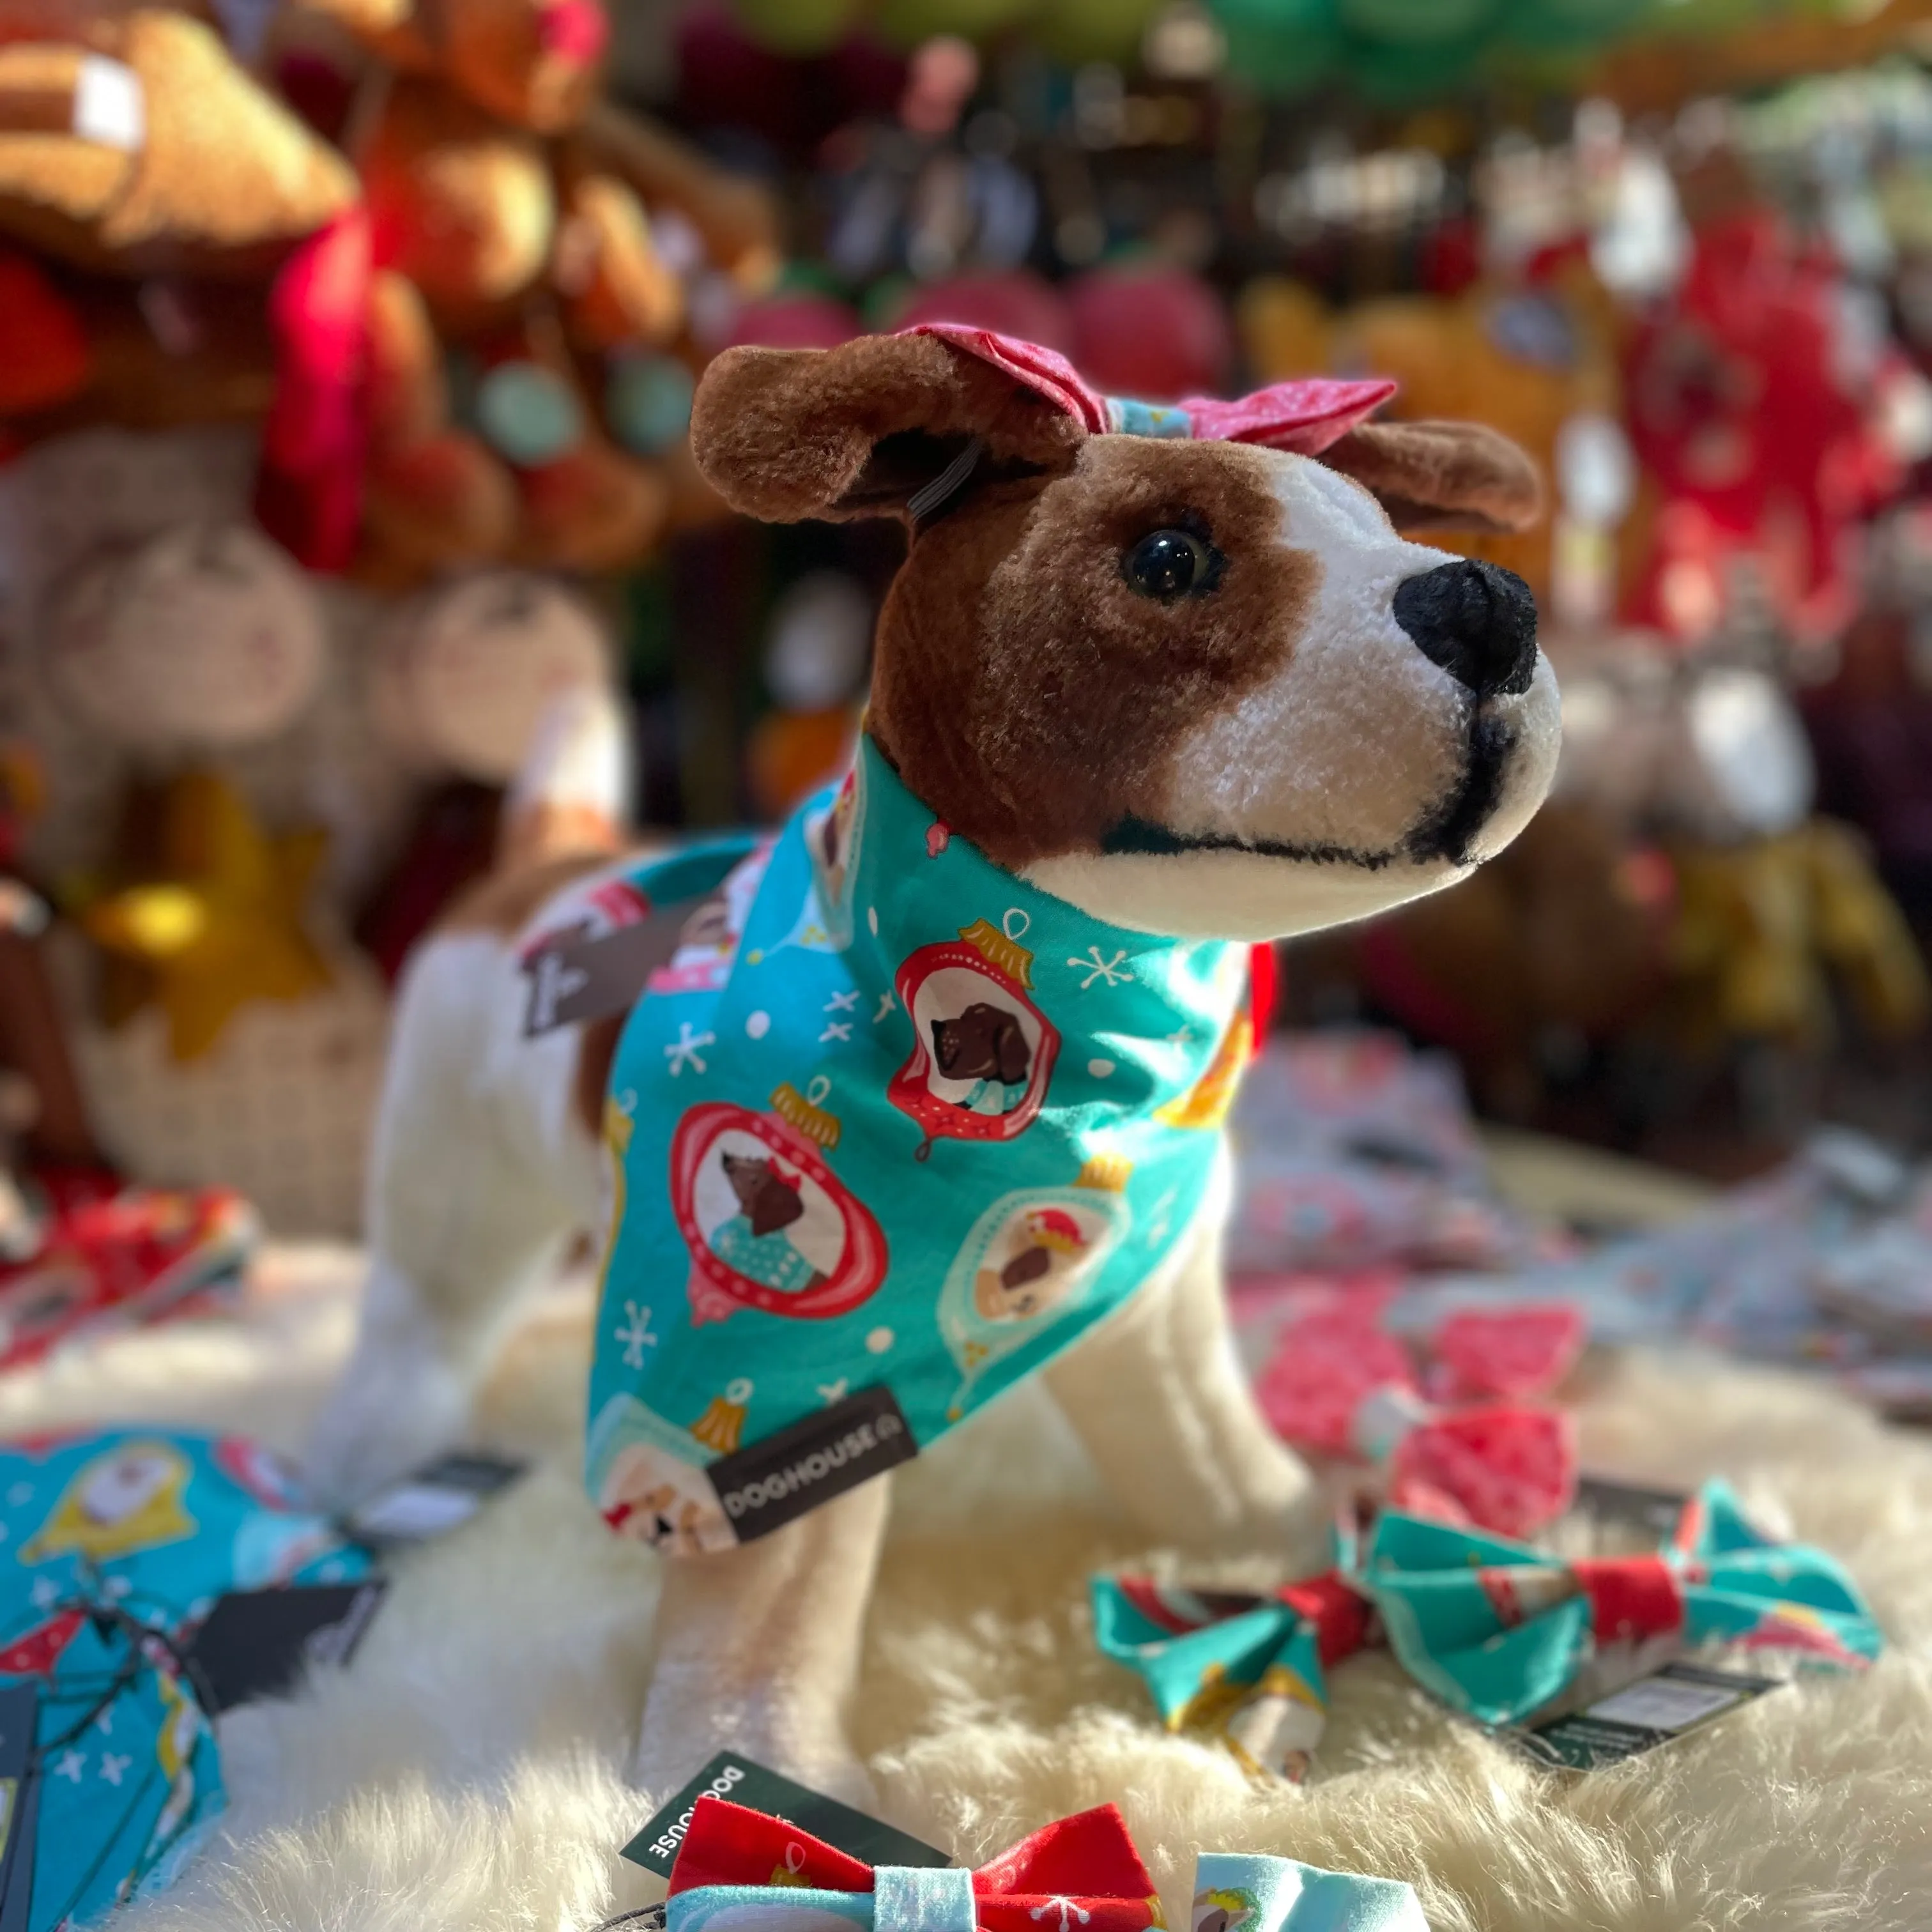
top-left (10, 1241), bottom-right (1932, 1932)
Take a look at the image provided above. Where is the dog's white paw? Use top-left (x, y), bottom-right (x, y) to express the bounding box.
top-left (302, 1333), bottom-right (476, 1508)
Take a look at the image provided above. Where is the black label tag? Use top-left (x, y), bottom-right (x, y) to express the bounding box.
top-left (0, 1683), bottom-right (35, 1932)
top-left (1515, 1660), bottom-right (1781, 1770)
top-left (187, 1581), bottom-right (389, 1713)
top-left (621, 1749), bottom-right (951, 1881)
top-left (707, 1388), bottom-right (917, 1544)
top-left (0, 1774), bottom-right (33, 1932)
top-left (523, 921), bottom-right (681, 1037)
top-left (1574, 1476), bottom-right (1690, 1541)
top-left (344, 1453), bottom-right (526, 1547)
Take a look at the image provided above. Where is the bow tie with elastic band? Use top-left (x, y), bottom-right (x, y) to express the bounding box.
top-left (1091, 1569), bottom-right (1374, 1783)
top-left (664, 1795), bottom-right (1429, 1931)
top-left (1360, 1478), bottom-right (1883, 1728)
top-left (665, 1795), bottom-right (1162, 1931)
top-left (1255, 1298), bottom-right (1582, 1538)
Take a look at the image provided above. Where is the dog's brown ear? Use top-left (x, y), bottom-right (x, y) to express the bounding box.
top-left (1318, 419), bottom-right (1544, 533)
top-left (690, 332), bottom-right (1087, 525)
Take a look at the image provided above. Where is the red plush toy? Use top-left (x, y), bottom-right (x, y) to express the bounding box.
top-left (1625, 172), bottom-right (1919, 647)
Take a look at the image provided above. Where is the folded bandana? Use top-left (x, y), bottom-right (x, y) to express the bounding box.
top-left (665, 1794), bottom-right (1163, 1929)
top-left (1254, 1297), bottom-right (1580, 1537)
top-left (0, 1429), bottom-right (369, 1634)
top-left (1189, 1853), bottom-right (1428, 1932)
top-left (1091, 1569), bottom-right (1374, 1781)
top-left (1, 1607), bottom-right (224, 1932)
top-left (0, 1432), bottom-right (371, 1924)
top-left (1361, 1478), bottom-right (1882, 1726)
top-left (588, 732), bottom-right (1261, 1555)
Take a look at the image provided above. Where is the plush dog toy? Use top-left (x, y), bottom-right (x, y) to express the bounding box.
top-left (307, 325), bottom-right (1557, 1799)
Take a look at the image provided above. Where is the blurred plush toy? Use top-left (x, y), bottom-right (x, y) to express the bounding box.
top-left (1352, 797), bottom-right (1671, 1118)
top-left (1241, 256), bottom-right (1626, 614)
top-left (42, 521), bottom-right (326, 747)
top-left (1344, 638), bottom-right (1928, 1124)
top-left (275, 0), bottom-right (782, 580)
top-left (0, 8), bottom-right (355, 274)
top-left (0, 10), bottom-right (353, 459)
top-left (356, 568), bottom-right (617, 976)
top-left (744, 571), bottom-right (870, 819)
top-left (39, 521), bottom-right (337, 1062)
top-left (1575, 652), bottom-right (1925, 1061)
top-left (1623, 151), bottom-right (1926, 647)
top-left (0, 726), bottom-right (262, 1347)
top-left (1665, 818), bottom-right (1928, 1055)
top-left (80, 769), bottom-right (333, 1061)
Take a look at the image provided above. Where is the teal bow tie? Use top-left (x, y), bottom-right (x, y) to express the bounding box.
top-left (1360, 1478), bottom-right (1882, 1727)
top-left (1191, 1851), bottom-right (1427, 1932)
top-left (1091, 1570), bottom-right (1373, 1782)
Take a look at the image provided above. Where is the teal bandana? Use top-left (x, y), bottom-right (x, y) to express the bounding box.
top-left (587, 733), bottom-right (1254, 1554)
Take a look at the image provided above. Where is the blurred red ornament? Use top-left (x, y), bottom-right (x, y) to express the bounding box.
top-left (677, 4), bottom-right (813, 146)
top-left (0, 250), bottom-right (90, 416)
top-left (1066, 264), bottom-right (1232, 401)
top-left (728, 293), bottom-right (862, 349)
top-left (891, 270), bottom-right (1075, 353)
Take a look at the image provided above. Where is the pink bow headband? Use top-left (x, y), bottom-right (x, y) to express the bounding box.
top-left (910, 323), bottom-right (1397, 454)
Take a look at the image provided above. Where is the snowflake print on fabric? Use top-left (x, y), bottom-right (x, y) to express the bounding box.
top-left (665, 1024), bottom-right (714, 1077)
top-left (615, 1300), bottom-right (658, 1369)
top-left (1069, 946), bottom-right (1133, 990)
top-left (1033, 1900), bottom-right (1094, 1929)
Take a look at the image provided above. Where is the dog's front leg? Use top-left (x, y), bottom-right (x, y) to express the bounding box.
top-left (1044, 1149), bottom-right (1325, 1568)
top-left (633, 1475), bottom-right (891, 1806)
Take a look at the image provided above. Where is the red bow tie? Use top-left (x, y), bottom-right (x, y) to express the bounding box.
top-left (668, 1797), bottom-right (1163, 1931)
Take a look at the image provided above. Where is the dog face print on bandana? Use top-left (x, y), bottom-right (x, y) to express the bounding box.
top-left (586, 732), bottom-right (1255, 1555)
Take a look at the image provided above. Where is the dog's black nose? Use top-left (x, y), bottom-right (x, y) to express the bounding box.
top-left (1392, 559), bottom-right (1538, 699)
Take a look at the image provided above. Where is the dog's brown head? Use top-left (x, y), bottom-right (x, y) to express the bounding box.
top-left (931, 1001), bottom-right (1031, 1085)
top-left (691, 329), bottom-right (1560, 940)
top-left (720, 1152), bottom-right (805, 1237)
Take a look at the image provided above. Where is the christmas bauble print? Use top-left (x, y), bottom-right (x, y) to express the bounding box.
top-left (889, 912), bottom-right (1061, 1160)
top-left (937, 1156), bottom-right (1131, 1418)
top-left (669, 1084), bottom-right (887, 1326)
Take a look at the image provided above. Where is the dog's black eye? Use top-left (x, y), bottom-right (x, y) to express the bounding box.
top-left (1123, 527), bottom-right (1216, 600)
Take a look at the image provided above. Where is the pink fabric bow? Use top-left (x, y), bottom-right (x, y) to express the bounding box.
top-left (910, 323), bottom-right (1395, 456)
top-left (1255, 1294), bottom-right (1583, 1538)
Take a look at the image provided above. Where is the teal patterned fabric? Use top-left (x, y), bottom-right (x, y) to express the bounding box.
top-left (1091, 1567), bottom-right (1372, 1781)
top-left (588, 733), bottom-right (1254, 1555)
top-left (3, 1613), bottom-right (226, 1932)
top-left (1361, 1478), bottom-right (1882, 1726)
top-left (1190, 1852), bottom-right (1428, 1931)
top-left (0, 1430), bottom-right (371, 1931)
